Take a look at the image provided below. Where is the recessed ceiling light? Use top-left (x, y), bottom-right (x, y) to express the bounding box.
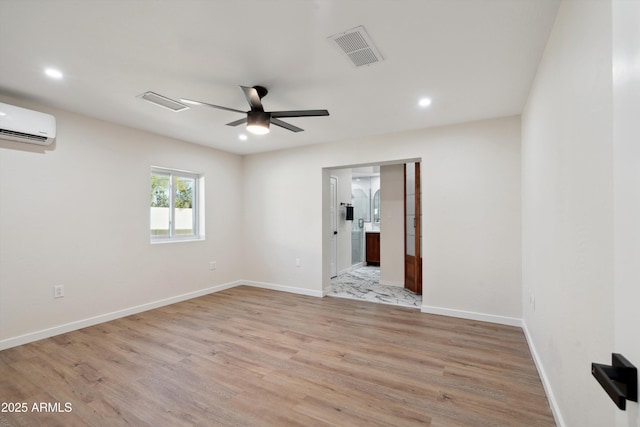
top-left (418, 97), bottom-right (432, 108)
top-left (238, 134), bottom-right (248, 141)
top-left (44, 68), bottom-right (63, 79)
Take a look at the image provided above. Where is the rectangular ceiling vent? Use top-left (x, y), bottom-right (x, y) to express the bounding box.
top-left (328, 26), bottom-right (384, 68)
top-left (138, 91), bottom-right (189, 112)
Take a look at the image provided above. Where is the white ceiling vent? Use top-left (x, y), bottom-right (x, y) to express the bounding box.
top-left (138, 91), bottom-right (189, 112)
top-left (328, 26), bottom-right (384, 67)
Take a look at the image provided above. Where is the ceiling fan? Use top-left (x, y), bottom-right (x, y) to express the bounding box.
top-left (181, 85), bottom-right (329, 135)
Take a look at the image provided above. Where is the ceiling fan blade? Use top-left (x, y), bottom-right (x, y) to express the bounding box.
top-left (226, 117), bottom-right (248, 127)
top-left (270, 110), bottom-right (329, 118)
top-left (271, 118), bottom-right (304, 133)
top-left (240, 86), bottom-right (264, 111)
top-left (180, 98), bottom-right (245, 114)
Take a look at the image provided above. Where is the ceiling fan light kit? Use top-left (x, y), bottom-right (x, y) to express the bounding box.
top-left (182, 85), bottom-right (329, 135)
top-left (246, 110), bottom-right (271, 135)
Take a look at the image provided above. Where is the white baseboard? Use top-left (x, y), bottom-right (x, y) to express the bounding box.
top-left (242, 280), bottom-right (324, 298)
top-left (522, 321), bottom-right (566, 427)
top-left (420, 304), bottom-right (523, 327)
top-left (0, 280), bottom-right (242, 351)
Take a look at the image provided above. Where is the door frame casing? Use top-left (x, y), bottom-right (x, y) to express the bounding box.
top-left (322, 159), bottom-right (421, 295)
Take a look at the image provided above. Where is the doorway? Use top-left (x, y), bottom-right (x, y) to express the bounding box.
top-left (325, 160), bottom-right (422, 308)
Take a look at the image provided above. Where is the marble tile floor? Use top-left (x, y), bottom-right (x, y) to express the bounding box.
top-left (328, 266), bottom-right (422, 309)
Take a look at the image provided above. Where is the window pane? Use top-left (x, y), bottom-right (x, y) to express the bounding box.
top-left (150, 168), bottom-right (201, 242)
top-left (150, 172), bottom-right (170, 237)
top-left (405, 163), bottom-right (415, 255)
top-left (174, 176), bottom-right (195, 236)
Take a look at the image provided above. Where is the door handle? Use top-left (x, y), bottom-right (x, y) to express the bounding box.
top-left (333, 231), bottom-right (338, 235)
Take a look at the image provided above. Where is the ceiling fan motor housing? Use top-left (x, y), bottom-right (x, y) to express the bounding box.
top-left (253, 85), bottom-right (269, 100)
top-left (248, 110), bottom-right (270, 126)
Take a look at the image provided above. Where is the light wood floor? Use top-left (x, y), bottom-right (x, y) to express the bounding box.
top-left (0, 286), bottom-right (555, 426)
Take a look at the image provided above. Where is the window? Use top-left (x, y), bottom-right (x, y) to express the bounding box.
top-left (150, 167), bottom-right (202, 242)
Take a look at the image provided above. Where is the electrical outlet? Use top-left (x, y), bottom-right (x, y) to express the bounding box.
top-left (209, 261), bottom-right (217, 270)
top-left (54, 285), bottom-right (64, 299)
top-left (295, 258), bottom-right (301, 267)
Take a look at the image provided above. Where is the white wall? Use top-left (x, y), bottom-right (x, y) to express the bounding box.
top-left (380, 164), bottom-right (404, 287)
top-left (613, 1), bottom-right (640, 425)
top-left (244, 116), bottom-right (522, 323)
top-left (521, 1), bottom-right (615, 425)
top-left (0, 96), bottom-right (244, 347)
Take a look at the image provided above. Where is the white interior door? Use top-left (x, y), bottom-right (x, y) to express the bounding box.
top-left (330, 177), bottom-right (338, 278)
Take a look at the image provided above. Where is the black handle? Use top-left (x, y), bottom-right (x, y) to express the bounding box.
top-left (592, 353), bottom-right (637, 410)
top-left (333, 231), bottom-right (338, 235)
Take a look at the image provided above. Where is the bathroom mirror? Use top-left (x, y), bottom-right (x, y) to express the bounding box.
top-left (351, 178), bottom-right (371, 223)
top-left (373, 189), bottom-right (380, 223)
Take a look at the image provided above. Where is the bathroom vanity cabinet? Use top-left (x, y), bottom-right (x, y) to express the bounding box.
top-left (365, 232), bottom-right (380, 266)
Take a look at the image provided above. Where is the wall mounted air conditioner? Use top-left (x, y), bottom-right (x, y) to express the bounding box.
top-left (0, 102), bottom-right (56, 146)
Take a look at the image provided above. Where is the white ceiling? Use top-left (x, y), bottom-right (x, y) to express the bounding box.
top-left (0, 0), bottom-right (559, 155)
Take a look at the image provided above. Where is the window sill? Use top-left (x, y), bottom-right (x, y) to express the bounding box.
top-left (150, 236), bottom-right (205, 245)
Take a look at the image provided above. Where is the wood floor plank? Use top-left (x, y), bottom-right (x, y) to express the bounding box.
top-left (0, 286), bottom-right (555, 426)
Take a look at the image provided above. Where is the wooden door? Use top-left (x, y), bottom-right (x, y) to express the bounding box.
top-left (404, 162), bottom-right (422, 294)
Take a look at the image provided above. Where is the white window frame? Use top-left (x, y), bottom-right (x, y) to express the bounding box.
top-left (150, 166), bottom-right (203, 243)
